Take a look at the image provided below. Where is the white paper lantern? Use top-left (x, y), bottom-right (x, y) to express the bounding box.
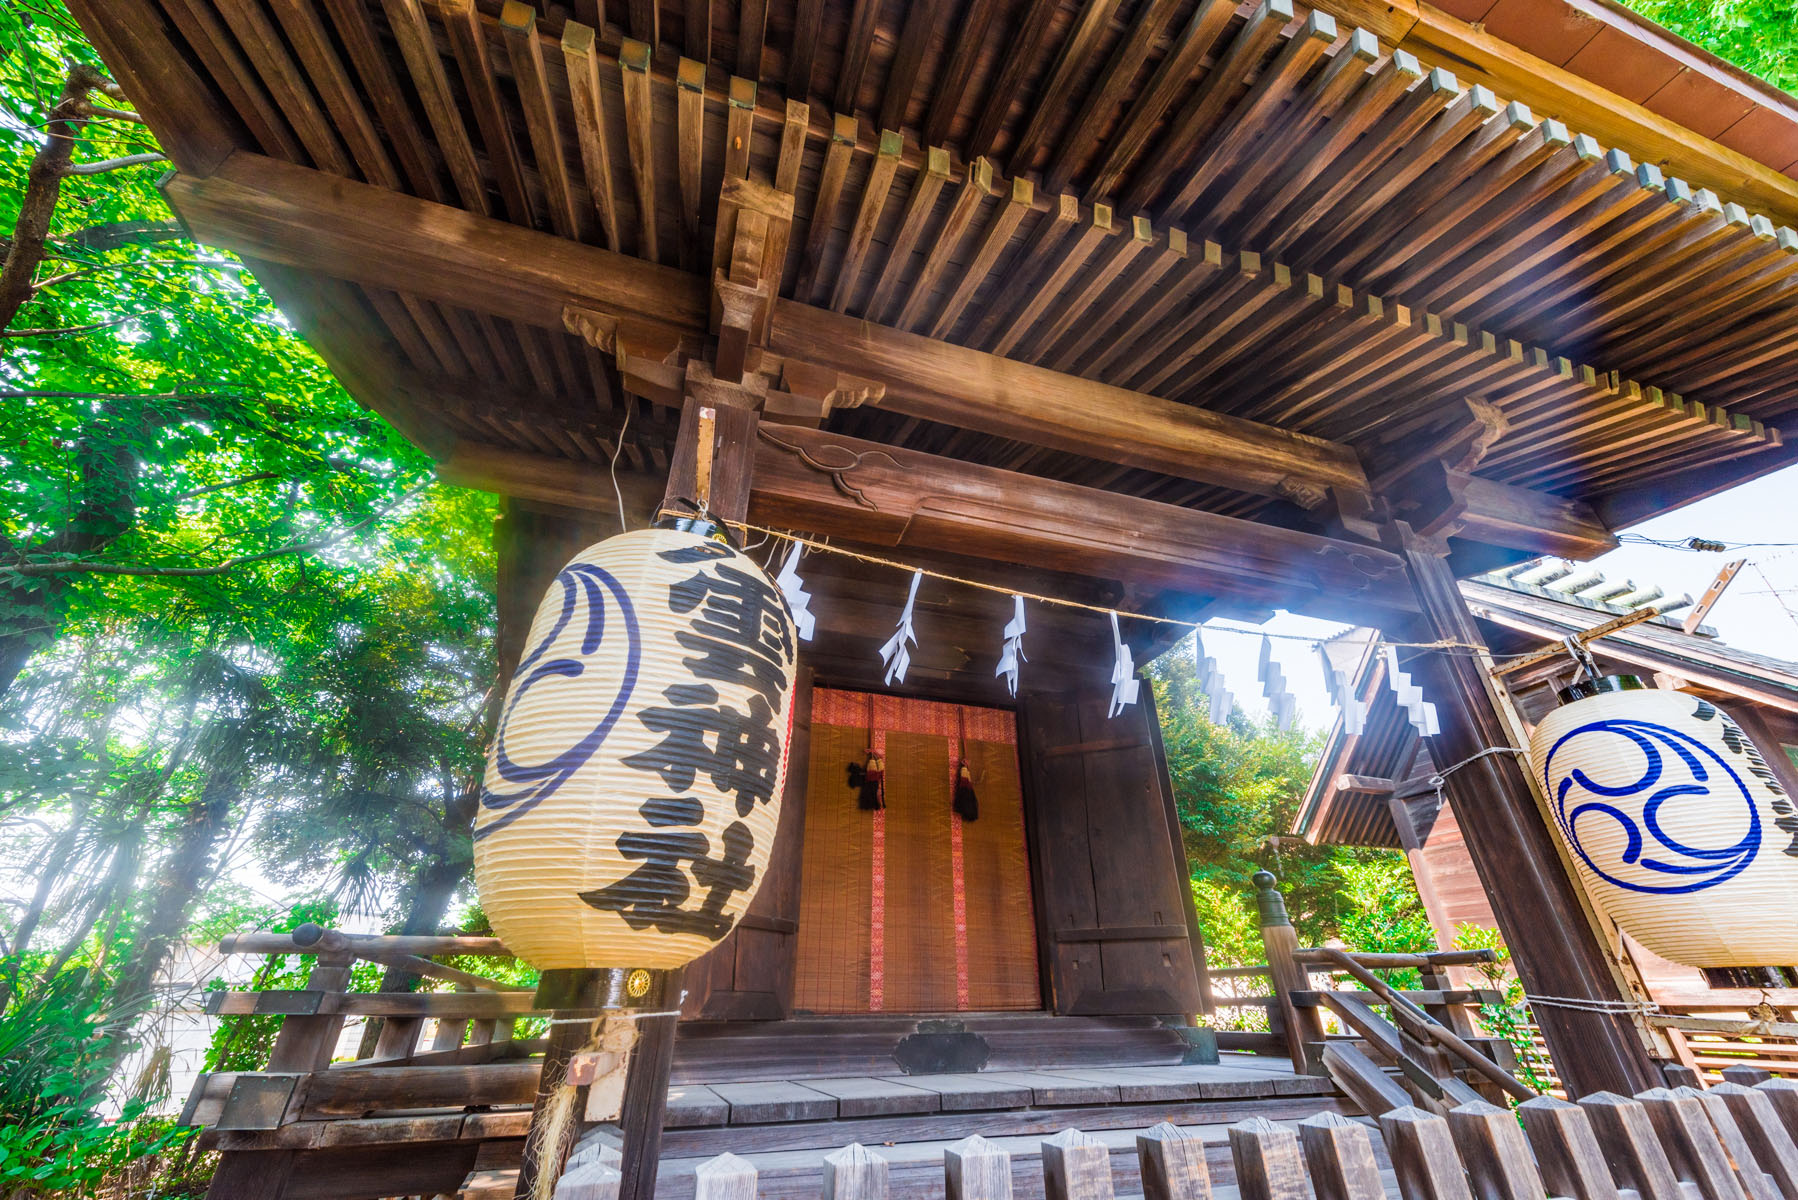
top-left (1530, 677), bottom-right (1798, 967)
top-left (473, 522), bottom-right (798, 970)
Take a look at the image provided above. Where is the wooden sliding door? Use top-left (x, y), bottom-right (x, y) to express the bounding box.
top-left (793, 690), bottom-right (1040, 1014)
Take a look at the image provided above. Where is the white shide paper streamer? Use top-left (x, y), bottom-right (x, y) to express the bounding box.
top-left (1108, 611), bottom-right (1140, 718)
top-left (1193, 629), bottom-right (1233, 725)
top-left (1385, 645), bottom-right (1440, 737)
top-left (995, 595), bottom-right (1026, 697)
top-left (775, 544), bottom-right (816, 642)
top-left (1318, 645), bottom-right (1365, 735)
top-left (880, 571), bottom-right (922, 685)
top-left (1258, 635), bottom-right (1296, 732)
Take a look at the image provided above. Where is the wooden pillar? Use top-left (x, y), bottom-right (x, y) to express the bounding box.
top-left (618, 968), bottom-right (685, 1200)
top-left (1391, 527), bottom-right (1660, 1097)
top-left (515, 969), bottom-right (608, 1199)
top-left (1255, 872), bottom-right (1324, 1074)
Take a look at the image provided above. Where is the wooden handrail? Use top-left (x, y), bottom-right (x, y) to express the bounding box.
top-left (1307, 947), bottom-right (1535, 1102)
top-left (217, 925), bottom-right (531, 993)
top-left (1291, 948), bottom-right (1498, 969)
top-left (219, 925), bottom-right (513, 957)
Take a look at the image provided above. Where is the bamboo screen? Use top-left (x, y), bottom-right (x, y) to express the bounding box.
top-left (793, 690), bottom-right (1041, 1013)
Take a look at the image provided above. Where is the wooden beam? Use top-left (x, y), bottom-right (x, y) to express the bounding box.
top-left (562, 22), bottom-right (622, 251)
top-left (63, 0), bottom-right (241, 175)
top-left (1455, 476), bottom-right (1618, 561)
top-left (1393, 526), bottom-right (1662, 1099)
top-left (449, 428), bottom-right (1419, 621)
top-left (164, 151), bottom-right (1369, 508)
top-left (1379, 0), bottom-right (1798, 230)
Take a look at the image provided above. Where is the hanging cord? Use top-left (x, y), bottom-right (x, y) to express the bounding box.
top-left (1521, 993), bottom-right (1661, 1015)
top-left (1428, 746), bottom-right (1530, 808)
top-left (721, 516), bottom-right (1487, 653)
top-left (608, 399), bottom-right (635, 535)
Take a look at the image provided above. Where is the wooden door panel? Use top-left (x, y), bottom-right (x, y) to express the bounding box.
top-left (1024, 688), bottom-right (1203, 1015)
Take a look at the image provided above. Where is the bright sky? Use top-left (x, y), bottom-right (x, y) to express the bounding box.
top-left (1178, 463), bottom-right (1798, 735)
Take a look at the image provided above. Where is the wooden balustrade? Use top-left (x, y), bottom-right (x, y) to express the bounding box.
top-left (545, 1080), bottom-right (1798, 1200)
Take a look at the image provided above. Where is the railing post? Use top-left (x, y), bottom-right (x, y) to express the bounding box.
top-left (1254, 871), bottom-right (1324, 1073)
top-left (204, 928), bottom-right (354, 1200)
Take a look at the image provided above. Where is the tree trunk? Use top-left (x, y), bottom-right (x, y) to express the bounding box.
top-left (355, 776), bottom-right (478, 1056)
top-left (0, 63), bottom-right (108, 331)
top-left (106, 768), bottom-right (240, 1016)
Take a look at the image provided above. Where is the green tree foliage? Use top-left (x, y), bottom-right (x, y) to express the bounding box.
top-left (1, 5), bottom-right (503, 1192)
top-left (1618, 0), bottom-right (1798, 93)
top-left (1151, 646), bottom-right (1437, 965)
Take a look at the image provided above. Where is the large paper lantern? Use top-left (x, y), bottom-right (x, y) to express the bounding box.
top-left (1530, 676), bottom-right (1798, 967)
top-left (473, 519), bottom-right (798, 970)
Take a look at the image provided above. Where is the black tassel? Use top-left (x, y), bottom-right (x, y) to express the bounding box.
top-left (953, 762), bottom-right (979, 822)
top-left (848, 753), bottom-right (886, 810)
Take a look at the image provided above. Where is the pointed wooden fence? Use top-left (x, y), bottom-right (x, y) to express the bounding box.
top-left (547, 1081), bottom-right (1798, 1200)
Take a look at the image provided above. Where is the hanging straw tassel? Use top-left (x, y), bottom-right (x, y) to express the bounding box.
top-left (953, 761), bottom-right (980, 822)
top-left (848, 751), bottom-right (886, 810)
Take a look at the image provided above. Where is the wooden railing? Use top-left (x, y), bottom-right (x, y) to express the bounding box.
top-left (550, 1081), bottom-right (1798, 1200)
top-left (1654, 992), bottom-right (1798, 1084)
top-left (185, 925), bottom-right (546, 1198)
top-left (1238, 872), bottom-right (1530, 1106)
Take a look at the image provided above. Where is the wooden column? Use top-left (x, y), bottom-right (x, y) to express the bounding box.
top-left (1391, 527), bottom-right (1660, 1097)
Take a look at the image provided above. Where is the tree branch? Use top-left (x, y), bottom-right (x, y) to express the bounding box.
top-left (6, 481), bottom-right (431, 578)
top-left (0, 316), bottom-right (129, 338)
top-left (63, 152), bottom-right (165, 175)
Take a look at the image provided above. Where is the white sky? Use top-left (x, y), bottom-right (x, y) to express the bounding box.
top-left (1177, 463), bottom-right (1798, 734)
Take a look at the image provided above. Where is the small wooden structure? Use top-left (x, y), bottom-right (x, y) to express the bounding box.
top-left (62, 0), bottom-right (1798, 1192)
top-left (1297, 564), bottom-right (1798, 1082)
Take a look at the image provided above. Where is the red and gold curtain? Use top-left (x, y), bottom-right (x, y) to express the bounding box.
top-left (793, 689), bottom-right (1040, 1013)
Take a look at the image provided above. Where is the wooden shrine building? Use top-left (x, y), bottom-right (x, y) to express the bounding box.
top-left (1295, 562), bottom-right (1798, 1056)
top-left (63, 0), bottom-right (1798, 1192)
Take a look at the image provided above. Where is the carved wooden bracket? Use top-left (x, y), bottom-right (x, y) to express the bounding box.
top-left (562, 304), bottom-right (689, 405)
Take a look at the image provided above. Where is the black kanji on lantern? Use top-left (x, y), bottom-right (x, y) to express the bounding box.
top-left (579, 817), bottom-right (757, 936)
top-left (623, 682), bottom-right (783, 815)
top-left (583, 544), bottom-right (794, 939)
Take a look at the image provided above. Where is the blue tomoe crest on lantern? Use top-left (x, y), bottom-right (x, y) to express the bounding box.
top-left (478, 563), bottom-right (643, 838)
top-left (1544, 717), bottom-right (1761, 895)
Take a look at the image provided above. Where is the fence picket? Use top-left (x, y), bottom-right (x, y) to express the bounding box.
top-left (1757, 1079), bottom-right (1798, 1142)
top-left (823, 1143), bottom-right (890, 1200)
top-left (1296, 1111), bottom-right (1384, 1200)
top-left (946, 1134), bottom-right (1013, 1200)
top-left (1712, 1082), bottom-right (1798, 1198)
top-left (1137, 1121), bottom-right (1211, 1200)
top-left (1638, 1088), bottom-right (1750, 1200)
top-left (1042, 1128), bottom-right (1114, 1200)
top-left (1448, 1100), bottom-right (1549, 1200)
top-left (692, 1152), bottom-right (757, 1200)
top-left (1379, 1106), bottom-right (1474, 1200)
top-left (1517, 1097), bottom-right (1622, 1200)
top-left (1579, 1092), bottom-right (1688, 1200)
top-left (1229, 1117), bottom-right (1310, 1200)
top-left (554, 1161), bottom-right (620, 1200)
top-left (1676, 1086), bottom-right (1780, 1200)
